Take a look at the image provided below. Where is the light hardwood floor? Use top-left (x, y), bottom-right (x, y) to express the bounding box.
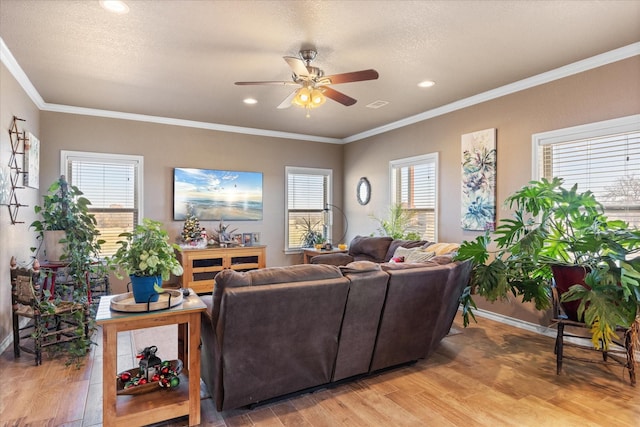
top-left (1, 315), bottom-right (638, 426)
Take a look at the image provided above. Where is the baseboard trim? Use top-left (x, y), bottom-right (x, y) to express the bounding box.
top-left (471, 309), bottom-right (639, 358)
top-left (473, 308), bottom-right (558, 339)
top-left (0, 318), bottom-right (31, 356)
top-left (0, 334), bottom-right (12, 356)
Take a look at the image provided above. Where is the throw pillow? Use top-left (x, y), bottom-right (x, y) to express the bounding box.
top-left (391, 246), bottom-right (435, 263)
top-left (391, 246), bottom-right (418, 259)
top-left (424, 242), bottom-right (460, 256)
top-left (405, 250), bottom-right (436, 263)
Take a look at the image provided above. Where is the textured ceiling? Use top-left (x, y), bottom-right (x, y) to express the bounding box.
top-left (1, 0), bottom-right (639, 142)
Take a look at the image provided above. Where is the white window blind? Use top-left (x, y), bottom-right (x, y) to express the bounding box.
top-left (62, 151), bottom-right (143, 257)
top-left (390, 153), bottom-right (438, 241)
top-left (535, 118), bottom-right (640, 227)
top-left (286, 167), bottom-right (331, 251)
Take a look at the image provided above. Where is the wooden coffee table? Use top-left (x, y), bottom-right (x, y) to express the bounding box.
top-left (95, 290), bottom-right (206, 426)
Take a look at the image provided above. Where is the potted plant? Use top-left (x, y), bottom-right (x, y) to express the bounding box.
top-left (31, 175), bottom-right (101, 262)
top-left (298, 216), bottom-right (325, 248)
top-left (30, 175), bottom-right (106, 366)
top-left (110, 218), bottom-right (184, 303)
top-left (456, 177), bottom-right (640, 350)
top-left (371, 203), bottom-right (422, 240)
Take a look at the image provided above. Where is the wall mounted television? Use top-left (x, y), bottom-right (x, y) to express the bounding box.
top-left (173, 168), bottom-right (263, 221)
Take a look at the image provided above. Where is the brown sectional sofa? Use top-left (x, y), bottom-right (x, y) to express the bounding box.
top-left (200, 238), bottom-right (470, 411)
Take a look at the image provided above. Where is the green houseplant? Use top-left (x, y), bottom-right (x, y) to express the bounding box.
top-left (298, 216), bottom-right (325, 248)
top-left (110, 218), bottom-right (184, 303)
top-left (30, 175), bottom-right (106, 366)
top-left (456, 177), bottom-right (640, 350)
top-left (31, 175), bottom-right (102, 263)
top-left (371, 203), bottom-right (422, 240)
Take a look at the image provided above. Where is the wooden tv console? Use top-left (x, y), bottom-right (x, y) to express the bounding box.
top-left (176, 246), bottom-right (266, 294)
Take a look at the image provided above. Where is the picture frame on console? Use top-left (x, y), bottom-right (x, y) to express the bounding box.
top-left (252, 232), bottom-right (261, 245)
top-left (232, 233), bottom-right (243, 246)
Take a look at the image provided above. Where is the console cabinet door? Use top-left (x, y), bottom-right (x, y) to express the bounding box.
top-left (178, 246), bottom-right (266, 294)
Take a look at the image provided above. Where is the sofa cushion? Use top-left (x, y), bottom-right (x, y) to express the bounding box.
top-left (248, 264), bottom-right (343, 286)
top-left (406, 250), bottom-right (435, 263)
top-left (339, 260), bottom-right (382, 273)
top-left (381, 260), bottom-right (441, 271)
top-left (211, 264), bottom-right (343, 329)
top-left (424, 242), bottom-right (460, 255)
top-left (390, 246), bottom-right (435, 263)
top-left (349, 236), bottom-right (393, 263)
top-left (384, 239), bottom-right (431, 262)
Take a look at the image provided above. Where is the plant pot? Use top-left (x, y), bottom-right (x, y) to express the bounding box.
top-left (551, 264), bottom-right (590, 322)
top-left (130, 275), bottom-right (162, 304)
top-left (43, 230), bottom-right (66, 262)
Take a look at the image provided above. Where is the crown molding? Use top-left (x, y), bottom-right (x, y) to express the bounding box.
top-left (2, 35), bottom-right (638, 145)
top-left (344, 42), bottom-right (640, 143)
top-left (42, 103), bottom-right (343, 144)
top-left (0, 37), bottom-right (45, 108)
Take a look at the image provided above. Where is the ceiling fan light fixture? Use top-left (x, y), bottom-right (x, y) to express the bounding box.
top-left (311, 88), bottom-right (326, 106)
top-left (293, 86), bottom-right (312, 105)
top-left (292, 86), bottom-right (326, 116)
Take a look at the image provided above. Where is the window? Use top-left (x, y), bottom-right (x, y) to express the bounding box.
top-left (61, 151), bottom-right (143, 257)
top-left (390, 153), bottom-right (438, 241)
top-left (533, 115), bottom-right (640, 227)
top-left (285, 167), bottom-right (331, 251)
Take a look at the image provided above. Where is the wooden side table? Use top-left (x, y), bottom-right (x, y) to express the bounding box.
top-left (303, 247), bottom-right (348, 264)
top-left (95, 290), bottom-right (206, 426)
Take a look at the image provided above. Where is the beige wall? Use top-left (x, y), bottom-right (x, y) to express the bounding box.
top-left (0, 63), bottom-right (41, 351)
top-left (343, 56), bottom-right (640, 324)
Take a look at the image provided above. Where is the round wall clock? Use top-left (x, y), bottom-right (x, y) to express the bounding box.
top-left (356, 177), bottom-right (371, 205)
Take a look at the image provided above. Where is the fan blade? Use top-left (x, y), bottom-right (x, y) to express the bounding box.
top-left (283, 56), bottom-right (309, 77)
top-left (277, 91), bottom-right (297, 109)
top-left (322, 69), bottom-right (379, 85)
top-left (235, 81), bottom-right (298, 86)
top-left (322, 86), bottom-right (357, 106)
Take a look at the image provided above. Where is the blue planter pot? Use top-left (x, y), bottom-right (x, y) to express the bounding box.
top-left (130, 275), bottom-right (162, 303)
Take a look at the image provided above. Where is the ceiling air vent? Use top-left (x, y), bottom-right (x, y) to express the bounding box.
top-left (366, 100), bottom-right (389, 109)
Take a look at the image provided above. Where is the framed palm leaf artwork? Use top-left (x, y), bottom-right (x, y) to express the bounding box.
top-left (461, 128), bottom-right (496, 231)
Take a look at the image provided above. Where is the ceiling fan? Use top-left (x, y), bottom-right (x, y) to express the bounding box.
top-left (235, 49), bottom-right (379, 116)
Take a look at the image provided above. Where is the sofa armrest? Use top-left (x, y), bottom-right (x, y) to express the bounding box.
top-left (310, 253), bottom-right (354, 266)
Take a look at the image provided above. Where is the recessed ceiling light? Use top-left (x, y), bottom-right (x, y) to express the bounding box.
top-left (243, 98), bottom-right (258, 105)
top-left (418, 80), bottom-right (435, 88)
top-left (366, 100), bottom-right (389, 109)
top-left (100, 0), bottom-right (129, 14)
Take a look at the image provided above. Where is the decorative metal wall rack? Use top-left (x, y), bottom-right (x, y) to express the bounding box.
top-left (7, 116), bottom-right (28, 224)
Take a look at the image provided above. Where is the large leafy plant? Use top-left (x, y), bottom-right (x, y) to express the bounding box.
top-left (30, 175), bottom-right (106, 366)
top-left (110, 218), bottom-right (184, 280)
top-left (456, 177), bottom-right (640, 349)
top-left (371, 203), bottom-right (422, 240)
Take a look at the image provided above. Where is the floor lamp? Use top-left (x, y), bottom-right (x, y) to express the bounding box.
top-left (323, 204), bottom-right (348, 247)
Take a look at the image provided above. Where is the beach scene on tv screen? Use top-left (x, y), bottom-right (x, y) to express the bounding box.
top-left (174, 168), bottom-right (263, 221)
